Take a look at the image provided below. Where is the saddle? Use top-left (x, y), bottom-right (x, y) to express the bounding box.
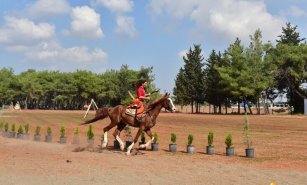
top-left (125, 104), bottom-right (145, 120)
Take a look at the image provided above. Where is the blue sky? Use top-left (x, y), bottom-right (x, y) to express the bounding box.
top-left (0, 0), bottom-right (307, 93)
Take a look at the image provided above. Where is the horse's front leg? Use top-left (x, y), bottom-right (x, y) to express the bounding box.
top-left (126, 125), bottom-right (145, 155)
top-left (140, 129), bottom-right (153, 149)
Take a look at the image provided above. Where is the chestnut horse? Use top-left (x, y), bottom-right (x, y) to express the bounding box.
top-left (81, 93), bottom-right (176, 155)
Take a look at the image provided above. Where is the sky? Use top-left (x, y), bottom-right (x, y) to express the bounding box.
top-left (0, 0), bottom-right (307, 94)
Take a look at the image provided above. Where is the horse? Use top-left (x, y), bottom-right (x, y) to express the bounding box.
top-left (81, 93), bottom-right (176, 155)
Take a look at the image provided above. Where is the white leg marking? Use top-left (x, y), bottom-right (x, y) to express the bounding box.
top-left (126, 142), bottom-right (135, 155)
top-left (144, 137), bottom-right (154, 148)
top-left (102, 132), bottom-right (108, 148)
top-left (116, 135), bottom-right (125, 151)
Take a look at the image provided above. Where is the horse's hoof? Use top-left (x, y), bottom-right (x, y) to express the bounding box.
top-left (102, 142), bottom-right (107, 148)
top-left (126, 151), bottom-right (131, 155)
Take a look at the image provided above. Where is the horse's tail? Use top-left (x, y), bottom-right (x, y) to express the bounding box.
top-left (81, 107), bottom-right (109, 125)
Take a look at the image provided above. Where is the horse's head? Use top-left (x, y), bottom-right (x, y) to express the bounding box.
top-left (162, 93), bottom-right (176, 112)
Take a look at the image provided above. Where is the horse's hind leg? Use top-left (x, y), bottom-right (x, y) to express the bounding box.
top-left (113, 121), bottom-right (126, 151)
top-left (101, 121), bottom-right (118, 148)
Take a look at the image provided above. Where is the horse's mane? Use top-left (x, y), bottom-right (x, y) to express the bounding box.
top-left (147, 94), bottom-right (168, 110)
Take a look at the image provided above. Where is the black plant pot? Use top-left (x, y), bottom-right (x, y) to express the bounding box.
top-left (151, 143), bottom-right (159, 151)
top-left (169, 143), bottom-right (177, 152)
top-left (9, 131), bottom-right (16, 138)
top-left (59, 137), bottom-right (67, 144)
top-left (206, 146), bottom-right (215, 155)
top-left (226, 147), bottom-right (235, 156)
top-left (45, 135), bottom-right (52, 142)
top-left (17, 133), bottom-right (24, 139)
top-left (34, 135), bottom-right (41, 141)
top-left (87, 139), bottom-right (94, 145)
top-left (187, 145), bottom-right (195, 154)
top-left (72, 136), bottom-right (80, 145)
top-left (139, 142), bottom-right (146, 150)
top-left (245, 148), bottom-right (255, 158)
top-left (24, 133), bottom-right (30, 140)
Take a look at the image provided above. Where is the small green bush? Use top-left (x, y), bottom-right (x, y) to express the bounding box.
top-left (153, 132), bottom-right (158, 144)
top-left (0, 121), bottom-right (4, 131)
top-left (74, 127), bottom-right (80, 136)
top-left (60, 126), bottom-right (66, 138)
top-left (11, 123), bottom-right (16, 132)
top-left (208, 131), bottom-right (214, 147)
top-left (17, 125), bottom-right (24, 134)
top-left (170, 133), bottom-right (176, 143)
top-left (188, 134), bottom-right (194, 145)
top-left (87, 125), bottom-right (94, 140)
top-left (35, 126), bottom-right (41, 135)
top-left (47, 126), bottom-right (52, 135)
top-left (24, 124), bottom-right (29, 134)
top-left (225, 134), bottom-right (233, 148)
top-left (4, 122), bottom-right (9, 132)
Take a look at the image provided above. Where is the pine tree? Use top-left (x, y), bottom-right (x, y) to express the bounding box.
top-left (174, 44), bottom-right (205, 113)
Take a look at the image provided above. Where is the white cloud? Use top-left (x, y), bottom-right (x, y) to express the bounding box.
top-left (0, 16), bottom-right (55, 45)
top-left (25, 42), bottom-right (108, 70)
top-left (94, 0), bottom-right (133, 14)
top-left (70, 6), bottom-right (104, 39)
top-left (27, 0), bottom-right (71, 18)
top-left (147, 0), bottom-right (199, 19)
top-left (147, 0), bottom-right (285, 45)
top-left (178, 49), bottom-right (188, 59)
top-left (115, 15), bottom-right (138, 37)
top-left (288, 6), bottom-right (307, 17)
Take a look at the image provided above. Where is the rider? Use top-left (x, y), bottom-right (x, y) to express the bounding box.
top-left (130, 79), bottom-right (151, 109)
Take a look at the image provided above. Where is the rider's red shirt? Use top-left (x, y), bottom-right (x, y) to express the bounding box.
top-left (137, 86), bottom-right (146, 101)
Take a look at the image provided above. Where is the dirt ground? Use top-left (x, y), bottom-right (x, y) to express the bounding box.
top-left (1, 109), bottom-right (307, 185)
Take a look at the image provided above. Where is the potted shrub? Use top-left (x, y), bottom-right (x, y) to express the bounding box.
top-left (59, 125), bottom-right (67, 144)
top-left (187, 134), bottom-right (195, 154)
top-left (10, 123), bottom-right (16, 138)
top-left (87, 124), bottom-right (94, 144)
top-left (72, 127), bottom-right (80, 145)
top-left (24, 124), bottom-right (30, 140)
top-left (4, 122), bottom-right (9, 137)
top-left (151, 132), bottom-right (159, 151)
top-left (206, 131), bottom-right (215, 155)
top-left (139, 132), bottom-right (146, 150)
top-left (225, 134), bottom-right (234, 156)
top-left (124, 126), bottom-right (133, 150)
top-left (243, 113), bottom-right (254, 158)
top-left (45, 126), bottom-right (52, 142)
top-left (17, 125), bottom-right (24, 139)
top-left (34, 126), bottom-right (41, 141)
top-left (169, 133), bottom-right (177, 152)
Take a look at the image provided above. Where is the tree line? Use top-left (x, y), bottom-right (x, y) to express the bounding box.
top-left (0, 65), bottom-right (156, 110)
top-left (174, 23), bottom-right (307, 114)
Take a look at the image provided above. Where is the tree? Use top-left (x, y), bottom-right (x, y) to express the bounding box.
top-left (276, 22), bottom-right (305, 46)
top-left (204, 50), bottom-right (229, 113)
top-left (246, 29), bottom-right (273, 114)
top-left (173, 68), bottom-right (189, 110)
top-left (274, 23), bottom-right (307, 113)
top-left (174, 44), bottom-right (206, 113)
top-left (218, 38), bottom-right (254, 113)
